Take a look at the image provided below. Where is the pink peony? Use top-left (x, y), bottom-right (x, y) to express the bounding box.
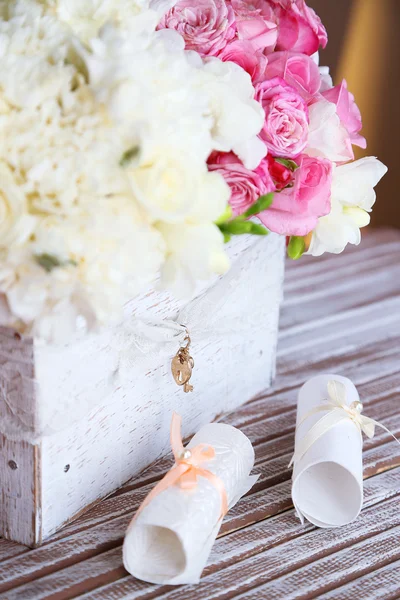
top-left (267, 0), bottom-right (328, 55)
top-left (263, 51), bottom-right (322, 101)
top-left (259, 155), bottom-right (332, 236)
top-left (322, 80), bottom-right (367, 149)
top-left (208, 152), bottom-right (275, 216)
top-left (255, 76), bottom-right (309, 158)
top-left (218, 40), bottom-right (267, 82)
top-left (158, 0), bottom-right (236, 58)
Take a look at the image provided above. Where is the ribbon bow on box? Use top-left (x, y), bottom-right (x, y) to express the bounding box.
top-left (290, 379), bottom-right (400, 467)
top-left (135, 412), bottom-right (228, 520)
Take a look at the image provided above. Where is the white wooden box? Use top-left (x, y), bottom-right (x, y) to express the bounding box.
top-left (0, 234), bottom-right (285, 547)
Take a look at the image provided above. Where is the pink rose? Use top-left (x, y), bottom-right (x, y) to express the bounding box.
top-left (218, 40), bottom-right (267, 82)
top-left (267, 0), bottom-right (328, 55)
top-left (158, 0), bottom-right (236, 58)
top-left (266, 155), bottom-right (296, 191)
top-left (230, 0), bottom-right (277, 22)
top-left (208, 152), bottom-right (275, 216)
top-left (259, 155), bottom-right (332, 236)
top-left (263, 51), bottom-right (321, 102)
top-left (229, 0), bottom-right (278, 53)
top-left (322, 80), bottom-right (367, 149)
top-left (255, 76), bottom-right (309, 158)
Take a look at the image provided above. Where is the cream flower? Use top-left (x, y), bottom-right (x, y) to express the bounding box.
top-left (199, 58), bottom-right (267, 169)
top-left (48, 0), bottom-right (160, 44)
top-left (308, 157), bottom-right (388, 256)
top-left (157, 223), bottom-right (230, 297)
top-left (0, 162), bottom-right (36, 247)
top-left (0, 0), bottom-right (269, 339)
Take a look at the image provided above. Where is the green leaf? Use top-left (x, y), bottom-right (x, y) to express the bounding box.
top-left (215, 205), bottom-right (233, 225)
top-left (248, 222), bottom-right (269, 236)
top-left (275, 158), bottom-right (299, 172)
top-left (119, 146), bottom-right (140, 168)
top-left (287, 236), bottom-right (306, 260)
top-left (219, 220), bottom-right (253, 235)
top-left (222, 232), bottom-right (232, 244)
top-left (244, 193), bottom-right (274, 217)
top-left (35, 253), bottom-right (62, 272)
top-left (218, 219), bottom-right (269, 238)
top-left (35, 254), bottom-right (77, 273)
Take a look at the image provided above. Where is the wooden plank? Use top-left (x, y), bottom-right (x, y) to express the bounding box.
top-left (228, 529), bottom-right (400, 599)
top-left (4, 468), bottom-right (400, 600)
top-left (2, 417), bottom-right (400, 598)
top-left (283, 238), bottom-right (400, 291)
top-left (0, 329), bottom-right (41, 547)
top-left (150, 504), bottom-right (400, 600)
top-left (0, 539), bottom-right (27, 564)
top-left (38, 381), bottom-right (400, 546)
top-left (323, 558), bottom-right (400, 599)
top-left (0, 229), bottom-right (399, 597)
top-left (0, 436), bottom-right (41, 547)
top-left (67, 485), bottom-right (400, 600)
top-left (39, 368), bottom-right (400, 536)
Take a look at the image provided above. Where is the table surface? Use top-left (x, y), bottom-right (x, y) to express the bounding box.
top-left (1, 228), bottom-right (400, 600)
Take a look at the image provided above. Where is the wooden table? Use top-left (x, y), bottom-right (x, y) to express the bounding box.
top-left (1, 228), bottom-right (400, 599)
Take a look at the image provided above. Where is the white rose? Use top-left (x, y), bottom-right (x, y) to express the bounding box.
top-left (130, 156), bottom-right (229, 224)
top-left (308, 157), bottom-right (388, 256)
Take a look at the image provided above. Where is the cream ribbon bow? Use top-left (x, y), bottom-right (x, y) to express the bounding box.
top-left (289, 379), bottom-right (400, 468)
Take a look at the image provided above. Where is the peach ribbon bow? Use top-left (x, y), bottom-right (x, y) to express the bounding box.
top-left (134, 412), bottom-right (228, 521)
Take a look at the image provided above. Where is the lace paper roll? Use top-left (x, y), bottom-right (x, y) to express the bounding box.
top-left (291, 374), bottom-right (363, 528)
top-left (123, 422), bottom-right (258, 585)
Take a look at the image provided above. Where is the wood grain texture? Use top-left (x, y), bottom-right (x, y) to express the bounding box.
top-left (0, 227), bottom-right (399, 599)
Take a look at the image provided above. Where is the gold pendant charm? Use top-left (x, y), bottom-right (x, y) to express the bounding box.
top-left (171, 329), bottom-right (194, 393)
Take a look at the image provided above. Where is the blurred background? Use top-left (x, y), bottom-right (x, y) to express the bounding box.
top-left (308, 0), bottom-right (399, 228)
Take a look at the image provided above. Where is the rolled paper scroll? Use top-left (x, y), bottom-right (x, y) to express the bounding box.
top-left (123, 413), bottom-right (258, 585)
top-left (291, 374), bottom-right (364, 528)
top-left (291, 374), bottom-right (400, 528)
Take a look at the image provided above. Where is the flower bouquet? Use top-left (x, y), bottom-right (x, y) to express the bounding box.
top-left (0, 0), bottom-right (387, 546)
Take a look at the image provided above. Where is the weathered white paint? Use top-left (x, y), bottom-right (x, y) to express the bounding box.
top-left (0, 233), bottom-right (285, 546)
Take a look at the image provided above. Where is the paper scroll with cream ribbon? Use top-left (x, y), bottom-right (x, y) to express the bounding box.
top-left (123, 413), bottom-right (258, 585)
top-left (291, 374), bottom-right (400, 528)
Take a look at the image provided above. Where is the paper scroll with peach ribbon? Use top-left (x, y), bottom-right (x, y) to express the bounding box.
top-left (291, 374), bottom-right (400, 529)
top-left (123, 413), bottom-right (258, 585)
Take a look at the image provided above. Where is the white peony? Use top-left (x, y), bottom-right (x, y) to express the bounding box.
top-left (308, 157), bottom-right (388, 256)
